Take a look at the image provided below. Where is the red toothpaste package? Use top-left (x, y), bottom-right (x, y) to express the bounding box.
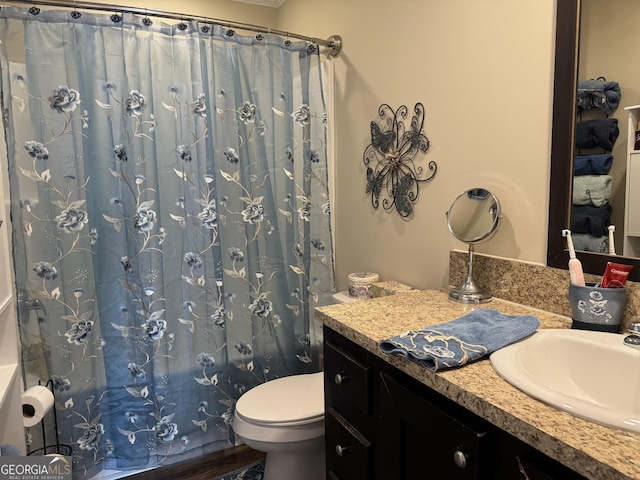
top-left (600, 262), bottom-right (633, 288)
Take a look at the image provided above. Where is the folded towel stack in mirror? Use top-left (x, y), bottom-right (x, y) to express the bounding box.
top-left (577, 79), bottom-right (621, 115)
top-left (575, 118), bottom-right (619, 151)
top-left (379, 309), bottom-right (540, 371)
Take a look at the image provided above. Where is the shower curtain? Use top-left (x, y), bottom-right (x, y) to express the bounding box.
top-left (0, 6), bottom-right (334, 478)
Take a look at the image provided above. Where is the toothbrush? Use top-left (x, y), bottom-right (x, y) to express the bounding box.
top-left (608, 225), bottom-right (616, 255)
top-left (562, 229), bottom-right (586, 286)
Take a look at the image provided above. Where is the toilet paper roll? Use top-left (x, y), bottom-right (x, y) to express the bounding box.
top-left (348, 272), bottom-right (380, 299)
top-left (22, 385), bottom-right (54, 427)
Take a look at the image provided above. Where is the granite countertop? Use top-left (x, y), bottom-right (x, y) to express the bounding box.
top-left (315, 289), bottom-right (640, 480)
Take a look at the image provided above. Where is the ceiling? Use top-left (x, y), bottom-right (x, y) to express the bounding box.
top-left (228, 0), bottom-right (287, 7)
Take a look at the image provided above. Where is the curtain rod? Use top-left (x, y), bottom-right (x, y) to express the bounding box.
top-left (2, 0), bottom-right (343, 56)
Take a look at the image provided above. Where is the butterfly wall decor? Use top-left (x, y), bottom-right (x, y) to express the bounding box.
top-left (363, 103), bottom-right (437, 218)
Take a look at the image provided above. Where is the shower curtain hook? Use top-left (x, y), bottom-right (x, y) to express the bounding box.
top-left (225, 20), bottom-right (235, 37)
top-left (70, 0), bottom-right (82, 19)
top-left (110, 9), bottom-right (122, 23)
top-left (142, 8), bottom-right (152, 27)
top-left (28, 0), bottom-right (40, 16)
top-left (201, 17), bottom-right (212, 33)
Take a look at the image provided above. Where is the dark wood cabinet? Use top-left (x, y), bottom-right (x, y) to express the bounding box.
top-left (323, 327), bottom-right (587, 480)
top-left (324, 340), bottom-right (370, 414)
top-left (378, 370), bottom-right (486, 479)
top-left (323, 337), bottom-right (374, 480)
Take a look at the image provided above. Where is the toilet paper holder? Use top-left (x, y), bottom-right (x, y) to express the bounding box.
top-left (26, 379), bottom-right (72, 457)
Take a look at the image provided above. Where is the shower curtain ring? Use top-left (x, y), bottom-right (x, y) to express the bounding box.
top-left (70, 0), bottom-right (81, 20)
top-left (200, 17), bottom-right (211, 34)
top-left (226, 20), bottom-right (235, 37)
top-left (28, 0), bottom-right (40, 16)
top-left (255, 25), bottom-right (264, 41)
top-left (142, 8), bottom-right (152, 27)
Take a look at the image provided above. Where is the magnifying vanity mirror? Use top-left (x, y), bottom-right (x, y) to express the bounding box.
top-left (446, 188), bottom-right (502, 304)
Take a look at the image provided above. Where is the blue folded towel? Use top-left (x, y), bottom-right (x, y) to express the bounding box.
top-left (378, 309), bottom-right (540, 371)
top-left (575, 118), bottom-right (619, 151)
top-left (574, 154), bottom-right (613, 176)
top-left (571, 204), bottom-right (612, 236)
top-left (577, 79), bottom-right (621, 115)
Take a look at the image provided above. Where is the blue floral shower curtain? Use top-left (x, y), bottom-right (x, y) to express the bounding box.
top-left (0, 6), bottom-right (334, 478)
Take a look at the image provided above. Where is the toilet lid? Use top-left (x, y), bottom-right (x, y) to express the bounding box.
top-left (235, 372), bottom-right (324, 424)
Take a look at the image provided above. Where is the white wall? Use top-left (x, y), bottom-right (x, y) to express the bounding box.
top-left (278, 0), bottom-right (557, 290)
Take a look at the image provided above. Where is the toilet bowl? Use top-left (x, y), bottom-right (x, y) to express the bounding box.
top-left (232, 291), bottom-right (356, 480)
top-left (233, 372), bottom-right (325, 480)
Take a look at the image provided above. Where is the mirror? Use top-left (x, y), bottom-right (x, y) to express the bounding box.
top-left (447, 188), bottom-right (502, 303)
top-left (548, 0), bottom-right (640, 282)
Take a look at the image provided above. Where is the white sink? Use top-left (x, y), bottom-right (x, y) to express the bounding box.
top-left (490, 328), bottom-right (640, 433)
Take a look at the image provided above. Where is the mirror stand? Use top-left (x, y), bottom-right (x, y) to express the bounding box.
top-left (446, 187), bottom-right (501, 304)
top-left (449, 244), bottom-right (492, 303)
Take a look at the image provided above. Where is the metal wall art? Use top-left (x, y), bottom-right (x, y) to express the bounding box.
top-left (363, 103), bottom-right (437, 218)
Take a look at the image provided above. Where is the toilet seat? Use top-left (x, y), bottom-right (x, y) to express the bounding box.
top-left (235, 372), bottom-right (324, 427)
top-left (232, 371), bottom-right (326, 479)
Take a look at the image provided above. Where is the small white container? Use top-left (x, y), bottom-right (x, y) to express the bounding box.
top-left (348, 272), bottom-right (380, 299)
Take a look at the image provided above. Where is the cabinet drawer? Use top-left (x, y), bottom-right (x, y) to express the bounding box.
top-left (325, 407), bottom-right (371, 480)
top-left (324, 341), bottom-right (370, 413)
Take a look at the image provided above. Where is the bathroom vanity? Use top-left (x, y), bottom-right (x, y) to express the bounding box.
top-left (315, 290), bottom-right (640, 480)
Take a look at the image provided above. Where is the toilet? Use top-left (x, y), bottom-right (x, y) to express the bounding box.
top-left (232, 291), bottom-right (358, 480)
top-left (233, 371), bottom-right (325, 480)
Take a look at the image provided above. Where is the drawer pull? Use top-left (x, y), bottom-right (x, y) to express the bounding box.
top-left (453, 449), bottom-right (468, 468)
top-left (335, 444), bottom-right (348, 456)
top-left (334, 373), bottom-right (348, 385)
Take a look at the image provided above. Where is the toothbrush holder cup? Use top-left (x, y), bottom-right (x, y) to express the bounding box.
top-left (568, 282), bottom-right (626, 333)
